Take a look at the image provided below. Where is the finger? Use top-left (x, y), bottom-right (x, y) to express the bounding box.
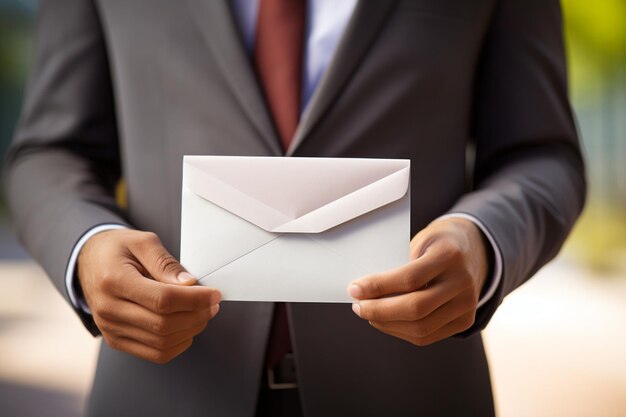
top-left (370, 312), bottom-right (476, 347)
top-left (100, 319), bottom-right (210, 351)
top-left (368, 290), bottom-right (477, 338)
top-left (367, 322), bottom-right (408, 343)
top-left (105, 265), bottom-right (221, 314)
top-left (348, 249), bottom-right (448, 300)
top-left (93, 297), bottom-right (219, 335)
top-left (353, 275), bottom-right (463, 322)
top-left (104, 335), bottom-right (194, 364)
top-left (128, 231), bottom-right (194, 285)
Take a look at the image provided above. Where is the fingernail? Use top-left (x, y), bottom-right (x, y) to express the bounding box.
top-left (211, 292), bottom-right (222, 305)
top-left (348, 283), bottom-right (363, 299)
top-left (352, 303), bottom-right (361, 317)
top-left (210, 304), bottom-right (220, 316)
top-left (177, 271), bottom-right (195, 283)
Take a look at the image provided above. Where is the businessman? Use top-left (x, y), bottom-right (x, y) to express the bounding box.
top-left (4, 0), bottom-right (585, 416)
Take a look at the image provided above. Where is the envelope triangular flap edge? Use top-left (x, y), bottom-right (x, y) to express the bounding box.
top-left (184, 156), bottom-right (410, 233)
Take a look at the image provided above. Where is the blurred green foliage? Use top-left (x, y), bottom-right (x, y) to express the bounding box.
top-left (0, 6), bottom-right (33, 198)
top-left (563, 0), bottom-right (626, 98)
top-left (562, 0), bottom-right (626, 274)
top-left (567, 203), bottom-right (626, 274)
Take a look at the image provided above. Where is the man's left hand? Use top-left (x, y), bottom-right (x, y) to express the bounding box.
top-left (348, 218), bottom-right (489, 346)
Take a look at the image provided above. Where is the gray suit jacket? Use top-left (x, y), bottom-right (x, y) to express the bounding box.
top-left (4, 0), bottom-right (585, 416)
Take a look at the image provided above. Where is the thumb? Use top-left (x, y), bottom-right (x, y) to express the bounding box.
top-left (132, 233), bottom-right (196, 286)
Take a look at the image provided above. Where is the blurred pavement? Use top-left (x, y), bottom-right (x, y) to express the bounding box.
top-left (0, 262), bottom-right (99, 417)
top-left (483, 261), bottom-right (626, 417)
top-left (0, 259), bottom-right (625, 416)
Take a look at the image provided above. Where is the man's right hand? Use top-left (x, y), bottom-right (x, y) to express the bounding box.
top-left (77, 229), bottom-right (221, 364)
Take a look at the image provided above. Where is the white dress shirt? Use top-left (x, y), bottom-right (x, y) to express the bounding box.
top-left (67, 0), bottom-right (501, 313)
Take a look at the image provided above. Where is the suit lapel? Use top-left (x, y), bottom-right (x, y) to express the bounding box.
top-left (186, 0), bottom-right (282, 156)
top-left (187, 0), bottom-right (398, 157)
top-left (286, 0), bottom-right (398, 156)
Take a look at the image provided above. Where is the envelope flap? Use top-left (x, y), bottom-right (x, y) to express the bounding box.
top-left (184, 156), bottom-right (410, 233)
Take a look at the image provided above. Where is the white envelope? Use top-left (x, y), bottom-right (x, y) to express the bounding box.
top-left (180, 156), bottom-right (410, 303)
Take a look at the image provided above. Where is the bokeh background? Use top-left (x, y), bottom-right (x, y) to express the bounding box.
top-left (1, 1), bottom-right (625, 416)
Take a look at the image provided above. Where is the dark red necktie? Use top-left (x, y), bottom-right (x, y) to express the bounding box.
top-left (254, 0), bottom-right (306, 368)
top-left (254, 0), bottom-right (306, 150)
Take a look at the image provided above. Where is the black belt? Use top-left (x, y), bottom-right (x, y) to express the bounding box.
top-left (266, 353), bottom-right (298, 390)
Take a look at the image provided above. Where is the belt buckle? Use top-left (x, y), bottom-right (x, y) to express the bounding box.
top-left (267, 354), bottom-right (298, 390)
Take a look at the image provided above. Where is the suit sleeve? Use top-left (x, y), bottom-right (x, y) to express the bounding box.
top-left (448, 0), bottom-right (587, 335)
top-left (2, 0), bottom-right (129, 335)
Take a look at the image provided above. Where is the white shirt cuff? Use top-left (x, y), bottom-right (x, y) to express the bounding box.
top-left (65, 224), bottom-right (129, 314)
top-left (437, 213), bottom-right (503, 309)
